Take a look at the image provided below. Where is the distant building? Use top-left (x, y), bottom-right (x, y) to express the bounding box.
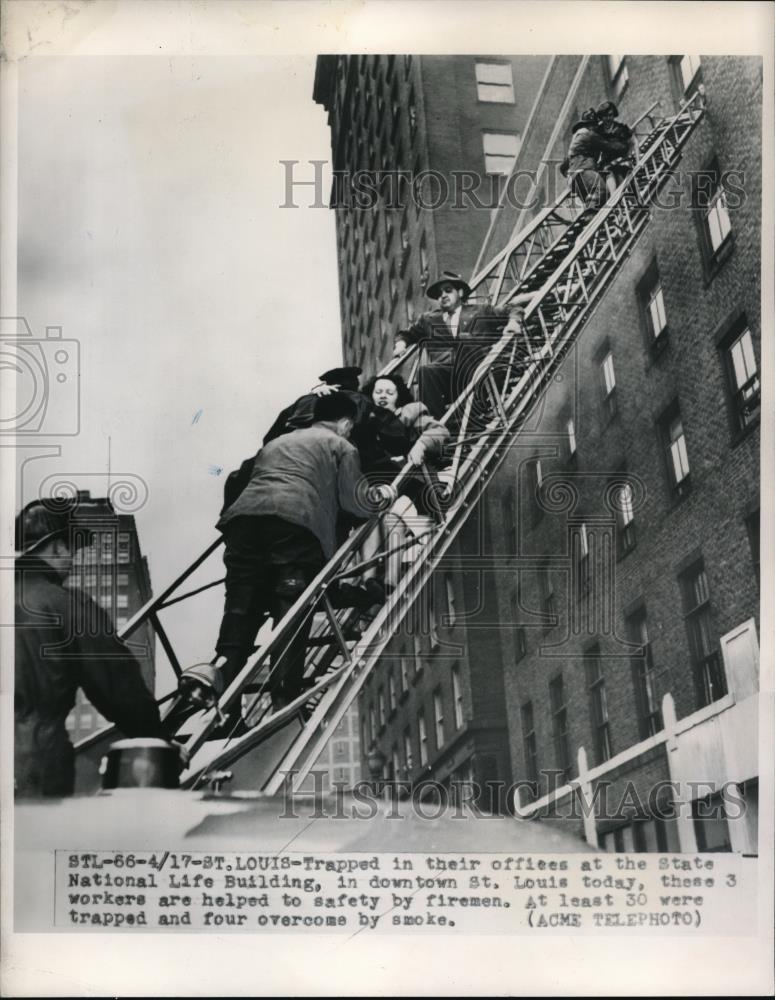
top-left (314, 54), bottom-right (549, 376)
top-left (315, 54), bottom-right (761, 850)
top-left (65, 491), bottom-right (156, 742)
top-left (297, 702), bottom-right (362, 793)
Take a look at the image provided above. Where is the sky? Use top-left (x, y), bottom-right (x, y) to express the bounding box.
top-left (15, 53), bottom-right (341, 680)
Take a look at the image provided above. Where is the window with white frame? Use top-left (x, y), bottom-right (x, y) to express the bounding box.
top-left (577, 521), bottom-right (590, 597)
top-left (433, 688), bottom-right (445, 749)
top-left (680, 560), bottom-right (726, 708)
top-left (418, 710), bottom-right (428, 765)
top-left (475, 61), bottom-right (515, 103)
top-left (403, 727), bottom-right (414, 772)
top-left (586, 645), bottom-right (612, 764)
top-left (566, 417), bottom-right (577, 461)
top-left (724, 325), bottom-right (760, 432)
top-left (626, 605), bottom-right (663, 738)
top-left (600, 350), bottom-right (618, 419)
top-left (482, 132), bottom-right (521, 175)
top-left (606, 54), bottom-right (629, 97)
top-left (614, 474), bottom-right (636, 557)
top-left (660, 402), bottom-right (691, 498)
top-left (521, 700), bottom-right (539, 793)
top-left (452, 665), bottom-right (464, 729)
top-left (445, 574), bottom-right (457, 627)
top-left (549, 675), bottom-right (571, 781)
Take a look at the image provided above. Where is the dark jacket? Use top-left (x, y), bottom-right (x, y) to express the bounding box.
top-left (263, 389), bottom-right (371, 449)
top-left (395, 303), bottom-right (516, 365)
top-left (566, 121), bottom-right (633, 175)
top-left (14, 555), bottom-right (163, 797)
top-left (218, 425), bottom-right (369, 559)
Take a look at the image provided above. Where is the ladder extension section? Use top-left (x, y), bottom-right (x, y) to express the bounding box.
top-left (75, 91), bottom-right (706, 792)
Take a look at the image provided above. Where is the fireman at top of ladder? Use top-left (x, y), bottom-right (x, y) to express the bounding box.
top-left (563, 101), bottom-right (636, 209)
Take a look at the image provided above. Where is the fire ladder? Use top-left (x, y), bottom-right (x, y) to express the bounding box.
top-left (75, 90), bottom-right (706, 795)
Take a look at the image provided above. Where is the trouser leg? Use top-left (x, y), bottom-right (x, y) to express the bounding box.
top-left (215, 520), bottom-right (270, 686)
top-left (418, 363), bottom-right (452, 419)
top-left (572, 169), bottom-right (606, 209)
top-left (268, 564), bottom-right (319, 704)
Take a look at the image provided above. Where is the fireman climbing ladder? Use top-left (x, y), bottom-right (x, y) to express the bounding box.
top-left (75, 90), bottom-right (707, 794)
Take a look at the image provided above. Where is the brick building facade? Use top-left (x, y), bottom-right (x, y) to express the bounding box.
top-left (483, 55), bottom-right (761, 850)
top-left (315, 54), bottom-right (761, 848)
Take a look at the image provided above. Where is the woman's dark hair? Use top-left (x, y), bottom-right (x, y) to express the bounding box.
top-left (362, 373), bottom-right (414, 408)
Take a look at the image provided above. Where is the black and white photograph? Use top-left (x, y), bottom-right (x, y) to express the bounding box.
top-left (1, 1), bottom-right (772, 995)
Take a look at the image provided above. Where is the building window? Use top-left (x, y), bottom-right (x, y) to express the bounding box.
top-left (613, 474), bottom-right (636, 557)
top-left (482, 131), bottom-right (521, 176)
top-left (549, 676), bottom-right (572, 782)
top-left (444, 574), bottom-right (457, 627)
top-left (408, 86), bottom-right (417, 139)
top-left (521, 701), bottom-right (539, 796)
top-left (692, 793), bottom-right (732, 852)
top-left (403, 54), bottom-right (412, 78)
top-left (680, 561), bottom-right (726, 708)
top-left (368, 703), bottom-right (377, 745)
top-left (694, 157), bottom-right (733, 269)
top-left (606, 54), bottom-right (629, 98)
top-left (378, 688), bottom-right (386, 729)
top-left (627, 606), bottom-right (663, 738)
top-left (501, 486), bottom-right (518, 555)
top-left (599, 350), bottom-right (618, 420)
top-left (419, 234), bottom-right (429, 289)
top-left (433, 688), bottom-right (445, 749)
top-left (659, 402), bottom-right (691, 499)
top-left (638, 259), bottom-right (669, 356)
top-left (576, 521), bottom-right (590, 598)
top-left (565, 417), bottom-right (577, 464)
top-left (389, 263), bottom-right (398, 307)
top-left (406, 281), bottom-right (415, 323)
top-left (390, 744), bottom-right (400, 782)
top-left (413, 633), bottom-right (423, 677)
top-left (723, 325), bottom-right (760, 433)
top-left (586, 646), bottom-right (612, 764)
top-left (418, 710), bottom-right (428, 766)
top-left (670, 54), bottom-right (703, 99)
top-left (451, 665), bottom-right (463, 729)
top-left (403, 727), bottom-right (413, 772)
top-left (400, 655), bottom-right (410, 693)
top-left (475, 61), bottom-right (515, 103)
top-left (527, 457), bottom-right (543, 524)
top-left (388, 670), bottom-right (397, 713)
top-left (539, 569), bottom-right (556, 632)
top-left (515, 625), bottom-right (527, 663)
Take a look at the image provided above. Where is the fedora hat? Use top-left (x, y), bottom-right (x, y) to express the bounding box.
top-left (426, 271), bottom-right (472, 301)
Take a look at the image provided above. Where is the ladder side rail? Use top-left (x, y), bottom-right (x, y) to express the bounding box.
top-left (116, 93), bottom-right (708, 777)
top-left (257, 96), bottom-right (709, 792)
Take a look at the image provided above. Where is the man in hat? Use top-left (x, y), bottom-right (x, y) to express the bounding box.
top-left (188, 392), bottom-right (377, 711)
top-left (14, 499), bottom-right (164, 797)
top-left (392, 271), bottom-right (527, 420)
